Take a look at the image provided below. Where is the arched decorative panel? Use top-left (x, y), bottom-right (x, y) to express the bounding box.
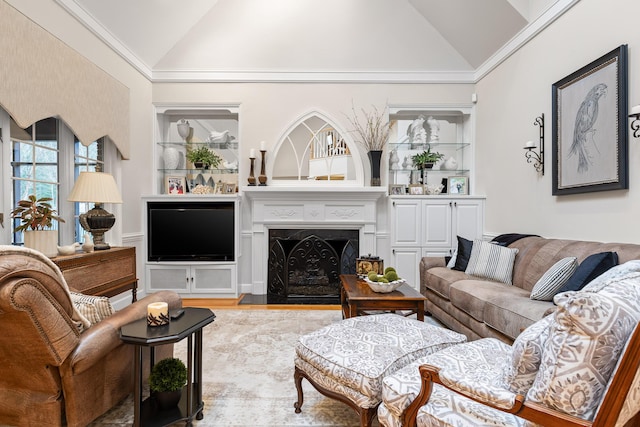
top-left (270, 111), bottom-right (364, 186)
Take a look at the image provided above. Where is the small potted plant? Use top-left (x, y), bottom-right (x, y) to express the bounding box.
top-left (11, 195), bottom-right (65, 257)
top-left (411, 147), bottom-right (444, 170)
top-left (186, 146), bottom-right (222, 169)
top-left (149, 357), bottom-right (188, 408)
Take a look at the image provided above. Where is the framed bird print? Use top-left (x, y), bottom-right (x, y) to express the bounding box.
top-left (552, 44), bottom-right (628, 195)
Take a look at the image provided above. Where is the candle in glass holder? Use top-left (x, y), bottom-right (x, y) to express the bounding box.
top-left (147, 302), bottom-right (169, 326)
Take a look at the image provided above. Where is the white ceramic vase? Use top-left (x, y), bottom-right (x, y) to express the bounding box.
top-left (24, 230), bottom-right (58, 257)
top-left (163, 147), bottom-right (180, 169)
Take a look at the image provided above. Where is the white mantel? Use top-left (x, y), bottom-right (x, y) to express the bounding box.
top-left (243, 186), bottom-right (386, 295)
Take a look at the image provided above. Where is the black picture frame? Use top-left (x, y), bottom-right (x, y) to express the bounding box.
top-left (552, 45), bottom-right (628, 195)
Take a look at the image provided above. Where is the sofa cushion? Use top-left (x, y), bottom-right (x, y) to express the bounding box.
top-left (557, 251), bottom-right (618, 293)
top-left (452, 236), bottom-right (474, 271)
top-left (529, 257), bottom-right (578, 301)
top-left (482, 288), bottom-right (553, 340)
top-left (424, 267), bottom-right (470, 300)
top-left (505, 314), bottom-right (553, 395)
top-left (449, 280), bottom-right (525, 323)
top-left (527, 273), bottom-right (640, 420)
top-left (465, 240), bottom-right (518, 285)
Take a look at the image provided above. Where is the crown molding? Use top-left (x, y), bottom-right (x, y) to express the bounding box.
top-left (54, 0), bottom-right (153, 80)
top-left (150, 69), bottom-right (475, 84)
top-left (56, 0), bottom-right (579, 85)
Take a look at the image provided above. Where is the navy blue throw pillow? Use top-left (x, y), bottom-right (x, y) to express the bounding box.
top-left (557, 251), bottom-right (619, 293)
top-left (452, 236), bottom-right (474, 272)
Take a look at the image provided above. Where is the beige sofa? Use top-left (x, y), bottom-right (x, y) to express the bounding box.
top-left (420, 236), bottom-right (640, 343)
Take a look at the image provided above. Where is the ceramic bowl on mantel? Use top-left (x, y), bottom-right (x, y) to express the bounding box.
top-left (363, 277), bottom-right (406, 293)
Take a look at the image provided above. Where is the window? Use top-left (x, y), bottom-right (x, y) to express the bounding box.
top-left (10, 117), bottom-right (103, 245)
top-left (74, 137), bottom-right (104, 242)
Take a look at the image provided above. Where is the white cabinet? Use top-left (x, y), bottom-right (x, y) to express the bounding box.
top-left (390, 196), bottom-right (485, 289)
top-left (146, 263), bottom-right (237, 296)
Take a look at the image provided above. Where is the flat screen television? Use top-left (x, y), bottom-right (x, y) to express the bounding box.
top-left (147, 201), bottom-right (235, 262)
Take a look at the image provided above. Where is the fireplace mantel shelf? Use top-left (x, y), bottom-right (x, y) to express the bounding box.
top-left (242, 186), bottom-right (387, 201)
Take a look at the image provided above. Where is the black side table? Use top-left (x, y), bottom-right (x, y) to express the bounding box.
top-left (120, 307), bottom-right (216, 427)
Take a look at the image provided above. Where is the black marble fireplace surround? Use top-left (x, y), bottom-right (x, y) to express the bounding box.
top-left (267, 229), bottom-right (358, 304)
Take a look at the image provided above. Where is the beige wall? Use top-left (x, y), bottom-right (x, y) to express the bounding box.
top-left (475, 0), bottom-right (640, 243)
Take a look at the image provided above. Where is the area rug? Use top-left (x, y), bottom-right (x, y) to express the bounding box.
top-left (90, 309), bottom-right (385, 426)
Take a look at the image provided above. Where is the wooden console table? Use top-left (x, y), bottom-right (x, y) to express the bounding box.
top-left (51, 246), bottom-right (138, 302)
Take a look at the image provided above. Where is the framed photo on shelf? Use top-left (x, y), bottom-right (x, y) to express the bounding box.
top-left (165, 176), bottom-right (186, 195)
top-left (440, 177), bottom-right (449, 194)
top-left (448, 176), bottom-right (468, 195)
top-left (409, 184), bottom-right (424, 195)
top-left (223, 182), bottom-right (237, 194)
top-left (552, 44), bottom-right (628, 195)
top-left (389, 184), bottom-right (405, 195)
top-left (214, 180), bottom-right (225, 194)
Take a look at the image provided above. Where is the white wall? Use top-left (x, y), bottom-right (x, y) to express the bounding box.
top-left (475, 0), bottom-right (640, 243)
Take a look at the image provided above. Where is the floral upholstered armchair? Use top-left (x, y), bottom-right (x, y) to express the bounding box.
top-left (379, 260), bottom-right (640, 427)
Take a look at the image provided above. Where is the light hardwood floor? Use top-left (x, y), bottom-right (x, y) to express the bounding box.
top-left (182, 295), bottom-right (341, 311)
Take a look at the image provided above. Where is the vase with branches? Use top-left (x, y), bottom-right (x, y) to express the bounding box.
top-left (346, 104), bottom-right (394, 186)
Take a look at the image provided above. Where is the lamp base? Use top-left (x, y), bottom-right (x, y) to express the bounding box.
top-left (79, 204), bottom-right (116, 251)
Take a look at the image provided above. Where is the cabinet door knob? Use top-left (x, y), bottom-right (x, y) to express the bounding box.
top-left (392, 201), bottom-right (395, 207)
top-left (449, 202), bottom-right (452, 207)
top-left (454, 202), bottom-right (457, 207)
top-left (392, 249), bottom-right (395, 254)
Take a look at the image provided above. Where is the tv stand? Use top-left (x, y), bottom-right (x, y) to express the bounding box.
top-left (143, 196), bottom-right (239, 299)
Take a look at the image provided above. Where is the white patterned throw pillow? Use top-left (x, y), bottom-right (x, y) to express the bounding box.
top-left (505, 314), bottom-right (553, 395)
top-left (530, 257), bottom-right (578, 301)
top-left (465, 240), bottom-right (518, 285)
top-left (527, 274), bottom-right (640, 420)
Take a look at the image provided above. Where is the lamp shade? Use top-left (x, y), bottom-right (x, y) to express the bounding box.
top-left (67, 172), bottom-right (123, 204)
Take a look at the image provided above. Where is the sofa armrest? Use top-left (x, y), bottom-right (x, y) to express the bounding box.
top-left (419, 257), bottom-right (446, 295)
top-left (67, 291), bottom-right (182, 374)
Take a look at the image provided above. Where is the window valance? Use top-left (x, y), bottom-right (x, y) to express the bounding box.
top-left (0, 0), bottom-right (130, 159)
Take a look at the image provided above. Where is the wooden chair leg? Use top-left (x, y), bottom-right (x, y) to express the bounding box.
top-left (294, 366), bottom-right (379, 427)
top-left (294, 366), bottom-right (304, 413)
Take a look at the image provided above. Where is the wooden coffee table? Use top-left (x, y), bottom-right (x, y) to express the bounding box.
top-left (340, 274), bottom-right (427, 321)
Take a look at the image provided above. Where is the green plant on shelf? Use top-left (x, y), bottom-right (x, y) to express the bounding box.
top-left (411, 146), bottom-right (444, 169)
top-left (186, 146), bottom-right (222, 169)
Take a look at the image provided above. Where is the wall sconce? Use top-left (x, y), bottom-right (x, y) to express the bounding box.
top-left (629, 105), bottom-right (640, 138)
top-left (524, 113), bottom-right (545, 175)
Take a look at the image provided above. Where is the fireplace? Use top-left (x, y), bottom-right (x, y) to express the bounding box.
top-left (267, 229), bottom-right (358, 304)
top-left (244, 187), bottom-right (386, 298)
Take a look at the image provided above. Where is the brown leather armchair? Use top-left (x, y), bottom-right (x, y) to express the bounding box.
top-left (0, 246), bottom-right (182, 427)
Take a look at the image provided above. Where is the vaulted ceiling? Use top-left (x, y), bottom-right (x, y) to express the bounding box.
top-left (54, 0), bottom-right (572, 82)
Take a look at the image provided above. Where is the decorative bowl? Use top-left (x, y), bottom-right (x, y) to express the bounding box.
top-left (363, 277), bottom-right (406, 293)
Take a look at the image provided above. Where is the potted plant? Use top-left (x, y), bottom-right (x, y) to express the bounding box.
top-left (11, 195), bottom-right (65, 257)
top-left (411, 147), bottom-right (444, 170)
top-left (149, 357), bottom-right (188, 408)
top-left (186, 146), bottom-right (222, 169)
